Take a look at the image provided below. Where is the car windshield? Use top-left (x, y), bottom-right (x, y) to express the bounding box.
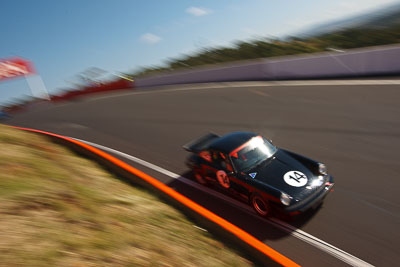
top-left (229, 136), bottom-right (277, 171)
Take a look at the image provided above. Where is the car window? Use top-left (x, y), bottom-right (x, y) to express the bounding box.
top-left (224, 158), bottom-right (233, 172)
top-left (211, 151), bottom-right (229, 170)
top-left (230, 136), bottom-right (277, 171)
top-left (199, 150), bottom-right (212, 162)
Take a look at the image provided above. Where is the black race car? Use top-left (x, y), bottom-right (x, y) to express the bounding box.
top-left (183, 132), bottom-right (334, 217)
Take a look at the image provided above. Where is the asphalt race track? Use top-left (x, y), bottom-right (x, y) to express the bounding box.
top-left (5, 81), bottom-right (400, 266)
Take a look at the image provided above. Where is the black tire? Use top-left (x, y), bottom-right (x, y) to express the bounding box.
top-left (250, 193), bottom-right (271, 217)
top-left (193, 168), bottom-right (208, 185)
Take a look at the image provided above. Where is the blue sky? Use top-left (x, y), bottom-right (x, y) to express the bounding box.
top-left (0, 0), bottom-right (398, 105)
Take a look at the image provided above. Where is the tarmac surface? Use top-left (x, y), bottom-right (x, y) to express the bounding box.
top-left (6, 81), bottom-right (400, 266)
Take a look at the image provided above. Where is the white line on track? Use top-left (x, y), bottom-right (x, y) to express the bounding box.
top-left (88, 79), bottom-right (400, 102)
top-left (72, 137), bottom-right (374, 267)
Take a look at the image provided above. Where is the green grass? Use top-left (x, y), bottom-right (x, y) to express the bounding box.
top-left (0, 125), bottom-right (253, 266)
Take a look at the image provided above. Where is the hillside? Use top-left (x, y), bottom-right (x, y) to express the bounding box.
top-left (0, 125), bottom-right (252, 266)
top-left (132, 4), bottom-right (400, 78)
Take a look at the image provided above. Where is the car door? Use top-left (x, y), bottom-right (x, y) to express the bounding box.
top-left (226, 157), bottom-right (252, 201)
top-left (201, 150), bottom-right (229, 188)
top-left (213, 152), bottom-right (252, 200)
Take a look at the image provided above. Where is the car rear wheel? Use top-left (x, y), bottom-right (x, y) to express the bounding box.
top-left (193, 169), bottom-right (207, 185)
top-left (250, 193), bottom-right (270, 217)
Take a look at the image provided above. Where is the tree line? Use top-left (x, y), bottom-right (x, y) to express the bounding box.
top-left (132, 23), bottom-right (400, 78)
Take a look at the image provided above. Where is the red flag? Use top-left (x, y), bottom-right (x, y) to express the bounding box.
top-left (0, 57), bottom-right (35, 82)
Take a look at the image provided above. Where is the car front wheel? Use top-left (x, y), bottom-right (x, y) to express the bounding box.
top-left (250, 193), bottom-right (270, 217)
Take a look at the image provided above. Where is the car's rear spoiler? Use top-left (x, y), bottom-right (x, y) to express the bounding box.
top-left (183, 133), bottom-right (220, 153)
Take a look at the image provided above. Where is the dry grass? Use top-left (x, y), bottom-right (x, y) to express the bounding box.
top-left (0, 125), bottom-right (253, 267)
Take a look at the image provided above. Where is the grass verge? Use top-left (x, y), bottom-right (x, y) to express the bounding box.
top-left (0, 125), bottom-right (253, 266)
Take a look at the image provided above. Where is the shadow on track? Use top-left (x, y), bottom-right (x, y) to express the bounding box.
top-left (166, 170), bottom-right (322, 243)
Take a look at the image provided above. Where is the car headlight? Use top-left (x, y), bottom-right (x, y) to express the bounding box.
top-left (280, 193), bottom-right (291, 206)
top-left (318, 163), bottom-right (327, 175)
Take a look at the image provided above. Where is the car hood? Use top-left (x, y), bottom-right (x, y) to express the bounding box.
top-left (244, 149), bottom-right (324, 200)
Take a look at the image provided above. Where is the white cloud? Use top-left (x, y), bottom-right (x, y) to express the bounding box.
top-left (140, 33), bottom-right (161, 44)
top-left (186, 7), bottom-right (212, 17)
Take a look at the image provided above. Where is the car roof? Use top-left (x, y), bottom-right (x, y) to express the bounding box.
top-left (208, 132), bottom-right (258, 154)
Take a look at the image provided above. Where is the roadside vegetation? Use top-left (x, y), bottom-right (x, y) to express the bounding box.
top-left (132, 15), bottom-right (400, 77)
top-left (0, 124), bottom-right (253, 266)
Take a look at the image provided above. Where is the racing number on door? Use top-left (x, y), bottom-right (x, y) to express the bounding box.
top-left (216, 170), bottom-right (230, 188)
